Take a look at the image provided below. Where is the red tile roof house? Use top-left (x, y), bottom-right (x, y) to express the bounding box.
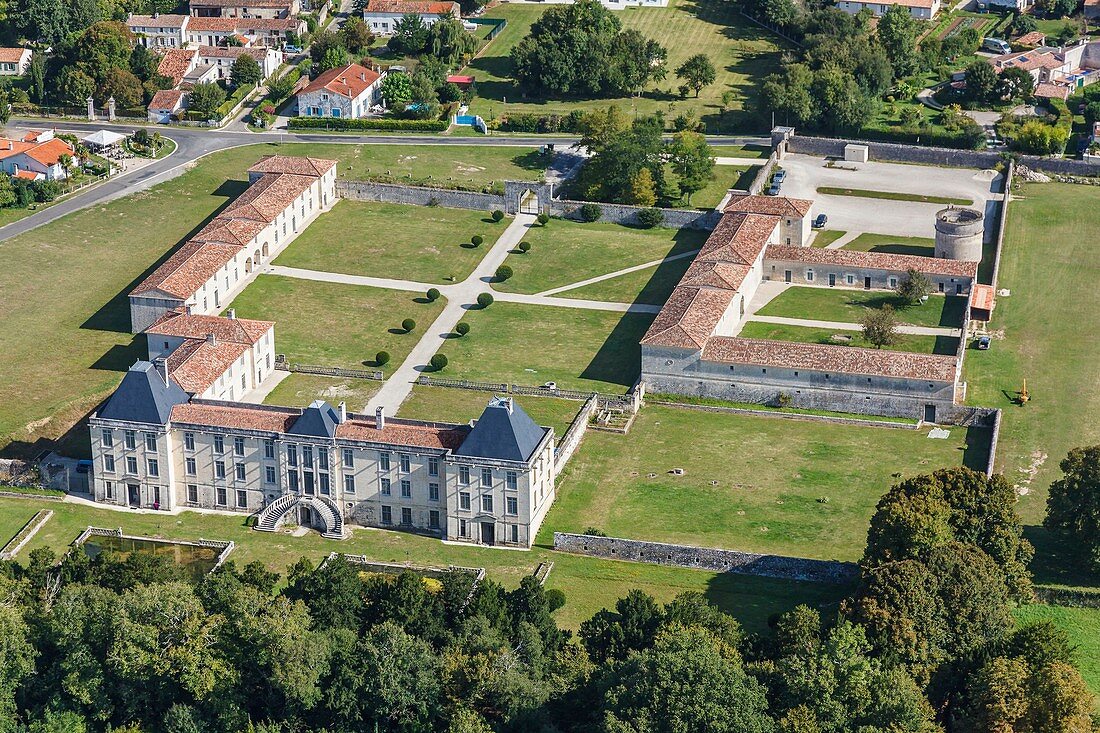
top-left (834, 0), bottom-right (942, 20)
top-left (0, 47), bottom-right (32, 76)
top-left (147, 89), bottom-right (188, 123)
top-left (0, 130), bottom-right (80, 181)
top-left (362, 0), bottom-right (460, 35)
top-left (128, 155), bottom-right (339, 333)
top-left (640, 201), bottom-right (980, 422)
top-left (296, 63), bottom-right (384, 119)
top-left (189, 0), bottom-right (301, 19)
top-left (127, 13), bottom-right (191, 49)
top-left (185, 16), bottom-right (305, 47)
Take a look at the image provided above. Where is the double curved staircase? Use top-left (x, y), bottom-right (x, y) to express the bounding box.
top-left (254, 493), bottom-right (346, 539)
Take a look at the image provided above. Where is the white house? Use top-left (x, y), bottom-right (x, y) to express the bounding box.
top-left (835, 0), bottom-right (941, 19)
top-left (296, 63), bottom-right (384, 118)
top-left (185, 16), bottom-right (305, 47)
top-left (196, 46), bottom-right (282, 81)
top-left (362, 0), bottom-right (460, 35)
top-left (0, 131), bottom-right (79, 181)
top-left (127, 13), bottom-right (191, 48)
top-left (189, 0), bottom-right (301, 18)
top-left (148, 89), bottom-right (188, 123)
top-left (0, 48), bottom-right (32, 76)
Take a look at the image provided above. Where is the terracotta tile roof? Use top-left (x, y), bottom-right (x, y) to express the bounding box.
top-left (679, 260), bottom-right (752, 290)
top-left (764, 244), bottom-right (979, 277)
top-left (146, 310), bottom-right (273, 345)
top-left (157, 48), bottom-right (197, 85)
top-left (990, 50), bottom-right (1064, 72)
top-left (149, 89), bottom-right (184, 110)
top-left (197, 45), bottom-right (269, 60)
top-left (696, 212), bottom-right (778, 266)
top-left (299, 63), bottom-right (381, 99)
top-left (19, 138), bottom-right (75, 167)
top-left (172, 401), bottom-right (298, 433)
top-left (188, 16), bottom-right (300, 30)
top-left (1016, 31), bottom-right (1046, 46)
top-left (128, 13), bottom-right (190, 27)
top-left (337, 417), bottom-right (468, 450)
top-left (192, 0), bottom-right (292, 6)
top-left (971, 283), bottom-right (995, 313)
top-left (12, 170), bottom-right (40, 180)
top-left (167, 338), bottom-right (250, 394)
top-left (248, 154), bottom-right (337, 177)
top-left (0, 48), bottom-right (30, 63)
top-left (131, 241), bottom-right (243, 299)
top-left (220, 172), bottom-right (315, 222)
top-left (1034, 82), bottom-right (1071, 100)
top-left (190, 217), bottom-right (268, 245)
top-left (363, 0), bottom-right (459, 14)
top-left (725, 194), bottom-right (813, 218)
top-left (640, 286), bottom-right (736, 349)
top-left (702, 337), bottom-right (958, 382)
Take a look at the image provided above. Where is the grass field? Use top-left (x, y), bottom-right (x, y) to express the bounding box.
top-left (272, 201), bottom-right (504, 283)
top-left (691, 165), bottom-right (760, 209)
top-left (756, 288), bottom-right (967, 329)
top-left (818, 187), bottom-right (973, 206)
top-left (1014, 605), bottom-right (1100, 700)
top-left (842, 232), bottom-right (937, 257)
top-left (738, 321), bottom-right (960, 355)
top-left (546, 405), bottom-right (985, 560)
top-left (712, 144), bottom-right (772, 159)
top-left (0, 496), bottom-right (846, 632)
top-left (811, 230), bottom-right (847, 248)
top-left (434, 302), bottom-right (653, 393)
top-left (229, 275), bottom-right (445, 369)
top-left (496, 219), bottom-right (708, 296)
top-left (467, 0), bottom-right (782, 133)
top-left (0, 506), bottom-right (37, 548)
top-left (561, 255), bottom-right (696, 306)
top-left (262, 373), bottom-right (382, 412)
top-left (396, 386), bottom-right (582, 437)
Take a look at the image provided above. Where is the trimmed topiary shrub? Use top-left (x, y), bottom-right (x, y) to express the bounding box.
top-left (471, 234), bottom-right (484, 247)
top-left (430, 353), bottom-right (448, 371)
top-left (495, 265), bottom-right (513, 282)
top-left (579, 203), bottom-right (602, 222)
top-left (536, 212), bottom-right (549, 226)
top-left (518, 241), bottom-right (531, 253)
top-left (456, 322), bottom-right (470, 336)
top-left (376, 351), bottom-right (390, 366)
top-left (426, 287), bottom-right (440, 301)
top-left (491, 209), bottom-right (504, 222)
top-left (477, 292), bottom-right (494, 308)
top-left (401, 318), bottom-right (416, 333)
top-left (637, 207), bottom-right (664, 228)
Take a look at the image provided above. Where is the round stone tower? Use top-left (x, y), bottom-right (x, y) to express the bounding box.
top-left (934, 207), bottom-right (984, 261)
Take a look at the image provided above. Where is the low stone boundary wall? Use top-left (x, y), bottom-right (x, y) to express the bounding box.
top-left (645, 397), bottom-right (919, 430)
top-left (0, 489), bottom-right (63, 502)
top-left (986, 408), bottom-right (1002, 478)
top-left (0, 509), bottom-right (53, 560)
top-left (553, 199), bottom-right (721, 230)
top-left (554, 532), bottom-right (858, 584)
top-left (1034, 584), bottom-right (1100, 609)
top-left (338, 179), bottom-right (505, 210)
top-left (990, 160), bottom-right (1013, 293)
top-left (554, 396), bottom-right (597, 476)
top-left (748, 152), bottom-right (778, 195)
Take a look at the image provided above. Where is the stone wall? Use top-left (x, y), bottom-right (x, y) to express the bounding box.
top-left (554, 532), bottom-right (858, 584)
top-left (553, 199), bottom-right (721, 229)
top-left (748, 152), bottom-right (778, 195)
top-left (338, 179), bottom-right (505, 211)
top-left (553, 395), bottom-right (597, 477)
top-left (990, 160), bottom-right (1013, 293)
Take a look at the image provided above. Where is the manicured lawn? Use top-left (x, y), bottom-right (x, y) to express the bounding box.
top-left (434, 302), bottom-right (653, 393)
top-left (738, 321), bottom-right (960, 355)
top-left (496, 219), bottom-right (708, 296)
top-left (843, 232), bottom-right (937, 257)
top-left (811, 229), bottom-right (847, 248)
top-left (546, 405), bottom-right (985, 561)
top-left (229, 275), bottom-right (445, 369)
top-left (818, 186), bottom-right (973, 206)
top-left (0, 505), bottom-right (37, 549)
top-left (396, 385), bottom-right (582, 437)
top-left (691, 165), bottom-right (760, 210)
top-left (712, 144), bottom-right (772, 159)
top-left (561, 254), bottom-right (695, 306)
top-left (272, 201), bottom-right (503, 283)
top-left (756, 287), bottom-right (967, 329)
top-left (1014, 604), bottom-right (1100, 701)
top-left (467, 0), bottom-right (783, 133)
top-left (262, 373), bottom-right (382, 412)
top-left (0, 496), bottom-right (846, 632)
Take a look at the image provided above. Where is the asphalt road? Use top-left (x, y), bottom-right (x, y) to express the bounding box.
top-left (0, 119), bottom-right (769, 243)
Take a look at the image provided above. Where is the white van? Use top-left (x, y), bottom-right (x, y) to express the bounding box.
top-left (982, 38), bottom-right (1011, 55)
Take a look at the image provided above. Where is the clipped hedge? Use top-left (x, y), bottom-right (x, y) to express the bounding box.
top-left (288, 117), bottom-right (449, 132)
top-left (496, 110), bottom-right (585, 133)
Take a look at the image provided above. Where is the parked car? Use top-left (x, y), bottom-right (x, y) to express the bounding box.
top-left (981, 38), bottom-right (1011, 55)
top-left (283, 45), bottom-right (302, 54)
top-left (541, 381), bottom-right (558, 390)
top-left (766, 181), bottom-right (781, 196)
top-left (813, 213), bottom-right (827, 229)
top-left (772, 169), bottom-right (787, 183)
top-left (977, 336), bottom-right (991, 350)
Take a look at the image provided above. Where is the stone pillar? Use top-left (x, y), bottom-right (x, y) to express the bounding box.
top-left (108, 96), bottom-right (116, 121)
top-left (86, 96), bottom-right (95, 121)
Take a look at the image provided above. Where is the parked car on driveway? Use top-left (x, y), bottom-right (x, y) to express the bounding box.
top-left (772, 169), bottom-right (786, 183)
top-left (813, 213), bottom-right (827, 229)
top-left (977, 336), bottom-right (991, 350)
top-left (766, 181), bottom-right (781, 196)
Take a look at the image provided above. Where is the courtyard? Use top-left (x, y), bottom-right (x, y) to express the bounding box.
top-left (755, 287), bottom-right (968, 329)
top-left (395, 386), bottom-right (583, 438)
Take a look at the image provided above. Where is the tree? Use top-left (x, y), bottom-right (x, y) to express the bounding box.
top-left (98, 67), bottom-right (143, 108)
top-left (637, 207), bottom-right (664, 228)
top-left (579, 589), bottom-right (664, 664)
top-left (230, 54), bottom-right (263, 88)
top-left (73, 20), bottom-right (133, 85)
top-left (861, 305), bottom-right (898, 348)
top-left (56, 67), bottom-right (96, 107)
top-left (376, 350), bottom-right (390, 366)
top-left (965, 60), bottom-right (999, 105)
top-left (0, 603), bottom-right (36, 727)
top-left (429, 353), bottom-right (448, 371)
top-left (668, 131), bottom-right (715, 204)
top-left (405, 71), bottom-right (440, 119)
top-left (381, 71), bottom-right (413, 108)
top-left (0, 174), bottom-right (15, 208)
top-left (1013, 119), bottom-right (1069, 155)
top-left (518, 241), bottom-right (531, 253)
top-left (1038, 0), bottom-right (1077, 18)
top-left (676, 53), bottom-right (717, 97)
top-left (627, 167), bottom-right (657, 207)
top-left (1047, 445), bottom-right (1100, 574)
top-left (401, 318), bottom-right (416, 333)
top-left (318, 46), bottom-right (349, 74)
top-left (470, 234), bottom-right (484, 247)
top-left (494, 265), bottom-right (513, 281)
top-left (896, 268), bottom-right (932, 304)
top-left (998, 66), bottom-right (1034, 103)
top-left (426, 287), bottom-right (440, 302)
top-left (339, 16), bottom-right (374, 54)
top-left (309, 29), bottom-right (344, 66)
top-left (189, 82), bottom-right (226, 118)
top-left (130, 43), bottom-right (158, 81)
top-left (606, 28), bottom-right (667, 95)
top-left (455, 322), bottom-right (470, 336)
top-left (876, 4), bottom-right (920, 77)
top-left (477, 292), bottom-right (493, 308)
top-left (267, 73), bottom-right (295, 103)
top-left (1010, 12), bottom-right (1038, 36)
top-left (491, 209), bottom-right (504, 222)
top-left (27, 49), bottom-right (46, 104)
top-left (390, 13), bottom-right (429, 55)
top-left (761, 63), bottom-right (815, 126)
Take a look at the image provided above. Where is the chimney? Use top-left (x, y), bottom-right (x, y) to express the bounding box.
top-left (338, 401), bottom-right (347, 423)
top-left (227, 308), bottom-right (236, 319)
top-left (506, 397), bottom-right (514, 414)
top-left (153, 358), bottom-right (170, 386)
top-left (375, 406), bottom-right (385, 430)
top-left (206, 333), bottom-right (217, 346)
top-left (360, 71), bottom-right (365, 81)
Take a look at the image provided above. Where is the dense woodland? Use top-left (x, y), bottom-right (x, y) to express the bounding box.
top-left (1, 467), bottom-right (1097, 732)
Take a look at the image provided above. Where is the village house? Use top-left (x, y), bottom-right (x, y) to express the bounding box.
top-left (147, 89), bottom-right (189, 123)
top-left (127, 13), bottom-right (191, 48)
top-left (185, 16), bottom-right (305, 47)
top-left (988, 39), bottom-right (1100, 99)
top-left (0, 47), bottom-right (32, 76)
top-left (189, 0), bottom-right (302, 18)
top-left (834, 0), bottom-right (941, 19)
top-left (0, 130), bottom-right (79, 182)
top-left (196, 45), bottom-right (282, 81)
top-left (128, 155), bottom-right (338, 332)
top-left (362, 0), bottom-right (460, 35)
top-left (296, 63), bottom-right (384, 118)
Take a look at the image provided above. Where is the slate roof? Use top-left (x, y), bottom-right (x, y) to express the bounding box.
top-left (288, 400), bottom-right (340, 438)
top-left (454, 397), bottom-right (549, 463)
top-left (98, 361), bottom-right (190, 425)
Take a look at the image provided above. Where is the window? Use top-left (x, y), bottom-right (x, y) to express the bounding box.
top-left (379, 452), bottom-right (391, 471)
top-left (459, 465), bottom-right (470, 485)
top-left (429, 510), bottom-right (440, 529)
top-left (288, 446), bottom-right (298, 466)
top-left (264, 439), bottom-right (275, 459)
top-left (184, 432), bottom-right (195, 451)
top-left (236, 490), bottom-right (248, 509)
top-left (401, 480), bottom-right (411, 498)
top-left (459, 491), bottom-right (470, 510)
top-left (186, 457), bottom-right (196, 475)
top-left (459, 518), bottom-right (467, 538)
top-left (342, 448), bottom-right (353, 468)
top-left (187, 484), bottom-right (198, 503)
top-left (214, 435), bottom-right (224, 454)
top-left (381, 505), bottom-right (392, 525)
top-left (124, 430), bottom-right (136, 449)
top-left (506, 496), bottom-right (518, 515)
top-left (288, 471), bottom-right (299, 491)
top-left (428, 457), bottom-right (439, 476)
top-left (235, 463), bottom-right (246, 481)
top-left (889, 276), bottom-right (898, 288)
top-left (153, 486), bottom-right (161, 506)
top-left (481, 494), bottom-right (493, 513)
top-left (846, 274), bottom-right (854, 285)
top-left (265, 466), bottom-right (276, 485)
top-left (510, 524), bottom-right (519, 543)
top-left (126, 456), bottom-right (138, 474)
top-left (318, 447), bottom-right (328, 470)
top-left (234, 437), bottom-right (245, 456)
top-left (105, 481), bottom-right (114, 499)
top-left (302, 446), bottom-right (313, 468)
top-left (320, 474), bottom-right (330, 494)
top-left (101, 429), bottom-right (113, 447)
top-left (304, 472), bottom-right (315, 494)
top-left (401, 507), bottom-right (412, 525)
top-left (216, 486), bottom-right (227, 506)
top-left (806, 270), bottom-right (814, 282)
top-left (344, 474), bottom-right (355, 493)
top-left (399, 454), bottom-right (410, 472)
top-left (506, 471), bottom-right (518, 491)
top-left (380, 477), bottom-right (391, 496)
top-left (481, 468), bottom-right (492, 487)
top-left (145, 433), bottom-right (157, 451)
top-left (428, 482), bottom-right (439, 501)
top-left (215, 460), bottom-right (226, 479)
top-left (104, 455), bottom-right (115, 472)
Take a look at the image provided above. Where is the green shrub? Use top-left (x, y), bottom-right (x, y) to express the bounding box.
top-left (579, 203), bottom-right (602, 222)
top-left (518, 241), bottom-right (531, 253)
top-left (401, 318), bottom-right (416, 333)
top-left (287, 117), bottom-right (449, 132)
top-left (456, 322), bottom-right (470, 336)
top-left (477, 292), bottom-right (494, 308)
top-left (430, 353), bottom-right (448, 371)
top-left (491, 209), bottom-right (504, 222)
top-left (426, 287), bottom-right (440, 301)
top-left (495, 265), bottom-right (513, 282)
top-left (636, 207), bottom-right (664, 228)
top-left (375, 350), bottom-right (390, 366)
top-left (536, 212), bottom-right (549, 225)
top-left (471, 234), bottom-right (484, 247)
